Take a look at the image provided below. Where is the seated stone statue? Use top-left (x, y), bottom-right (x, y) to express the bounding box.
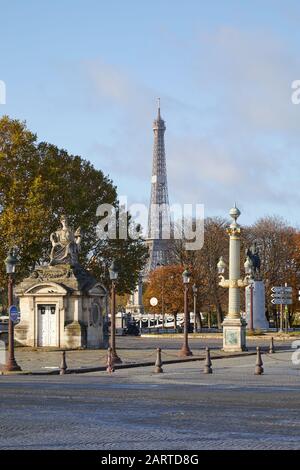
top-left (50, 215), bottom-right (81, 266)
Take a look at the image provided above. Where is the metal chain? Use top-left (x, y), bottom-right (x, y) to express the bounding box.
top-left (134, 351), bottom-right (156, 360)
top-left (264, 352), bottom-right (293, 363)
top-left (161, 350), bottom-right (205, 359)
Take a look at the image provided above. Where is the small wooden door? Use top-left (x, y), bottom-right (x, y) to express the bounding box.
top-left (38, 305), bottom-right (58, 347)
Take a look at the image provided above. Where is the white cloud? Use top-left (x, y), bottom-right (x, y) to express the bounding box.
top-left (195, 27), bottom-right (300, 135)
top-left (77, 28), bottom-right (300, 224)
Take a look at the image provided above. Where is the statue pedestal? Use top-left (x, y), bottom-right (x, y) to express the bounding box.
top-left (15, 265), bottom-right (108, 349)
top-left (222, 317), bottom-right (247, 352)
top-left (245, 281), bottom-right (269, 330)
top-left (126, 277), bottom-right (144, 315)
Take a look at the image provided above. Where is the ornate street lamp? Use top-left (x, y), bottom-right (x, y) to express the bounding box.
top-left (179, 268), bottom-right (193, 356)
top-left (5, 251), bottom-right (17, 274)
top-left (156, 262), bottom-right (165, 330)
top-left (217, 205), bottom-right (253, 352)
top-left (192, 284), bottom-right (200, 333)
top-left (2, 249), bottom-right (21, 372)
top-left (109, 261), bottom-right (122, 364)
top-left (217, 256), bottom-right (227, 276)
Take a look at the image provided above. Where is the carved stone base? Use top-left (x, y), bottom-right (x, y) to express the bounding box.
top-left (222, 317), bottom-right (247, 352)
top-left (245, 281), bottom-right (269, 330)
top-left (14, 323), bottom-right (31, 346)
top-left (64, 321), bottom-right (87, 349)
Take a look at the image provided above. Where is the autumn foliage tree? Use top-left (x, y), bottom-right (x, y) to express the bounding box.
top-left (193, 218), bottom-right (229, 328)
top-left (172, 217), bottom-right (229, 328)
top-left (143, 265), bottom-right (186, 326)
top-left (170, 215), bottom-right (300, 328)
top-left (243, 216), bottom-right (300, 323)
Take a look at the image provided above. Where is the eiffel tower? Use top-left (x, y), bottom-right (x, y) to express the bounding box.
top-left (126, 100), bottom-right (172, 317)
top-left (145, 99), bottom-right (172, 273)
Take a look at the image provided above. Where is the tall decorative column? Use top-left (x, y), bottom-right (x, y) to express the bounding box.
top-left (218, 205), bottom-right (252, 352)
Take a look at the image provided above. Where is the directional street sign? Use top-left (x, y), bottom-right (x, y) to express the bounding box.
top-left (271, 286), bottom-right (293, 305)
top-left (271, 298), bottom-right (293, 305)
top-left (271, 293), bottom-right (292, 298)
top-left (9, 305), bottom-right (19, 323)
top-left (271, 286), bottom-right (292, 293)
top-left (271, 297), bottom-right (292, 303)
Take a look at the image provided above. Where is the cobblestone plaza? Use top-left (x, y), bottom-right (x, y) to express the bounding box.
top-left (0, 346), bottom-right (299, 450)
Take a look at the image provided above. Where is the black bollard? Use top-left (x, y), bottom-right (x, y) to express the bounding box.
top-left (204, 347), bottom-right (213, 374)
top-left (106, 347), bottom-right (115, 374)
top-left (269, 336), bottom-right (275, 354)
top-left (60, 350), bottom-right (67, 375)
top-left (154, 348), bottom-right (163, 373)
top-left (255, 346), bottom-right (264, 375)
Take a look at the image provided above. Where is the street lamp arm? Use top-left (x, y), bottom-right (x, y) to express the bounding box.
top-left (218, 276), bottom-right (230, 288)
top-left (238, 276), bottom-right (252, 288)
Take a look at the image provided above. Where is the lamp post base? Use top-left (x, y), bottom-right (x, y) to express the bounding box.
top-left (222, 317), bottom-right (247, 352)
top-left (179, 345), bottom-right (193, 357)
top-left (1, 359), bottom-right (22, 373)
top-left (111, 351), bottom-right (122, 364)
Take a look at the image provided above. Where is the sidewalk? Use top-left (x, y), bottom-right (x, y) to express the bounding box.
top-left (1, 346), bottom-right (257, 375)
top-left (0, 334), bottom-right (292, 375)
top-left (141, 331), bottom-right (300, 340)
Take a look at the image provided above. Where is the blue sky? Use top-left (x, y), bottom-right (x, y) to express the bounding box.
top-left (1, 0), bottom-right (300, 226)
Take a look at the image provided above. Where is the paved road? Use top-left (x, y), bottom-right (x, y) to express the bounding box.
top-left (0, 350), bottom-right (300, 450)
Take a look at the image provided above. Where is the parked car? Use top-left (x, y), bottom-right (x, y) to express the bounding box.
top-left (0, 315), bottom-right (9, 323)
top-left (178, 320), bottom-right (194, 333)
top-left (0, 315), bottom-right (9, 334)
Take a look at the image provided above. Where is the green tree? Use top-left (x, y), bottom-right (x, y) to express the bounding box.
top-left (88, 208), bottom-right (149, 294)
top-left (0, 116), bottom-right (148, 296)
top-left (0, 116), bottom-right (49, 283)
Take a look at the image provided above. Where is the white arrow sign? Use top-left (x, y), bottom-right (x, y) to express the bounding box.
top-left (271, 293), bottom-right (292, 299)
top-left (271, 286), bottom-right (292, 293)
top-left (271, 298), bottom-right (293, 305)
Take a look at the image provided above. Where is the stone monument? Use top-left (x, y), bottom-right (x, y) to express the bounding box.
top-left (15, 215), bottom-right (108, 349)
top-left (245, 242), bottom-right (269, 330)
top-left (126, 274), bottom-right (144, 315)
